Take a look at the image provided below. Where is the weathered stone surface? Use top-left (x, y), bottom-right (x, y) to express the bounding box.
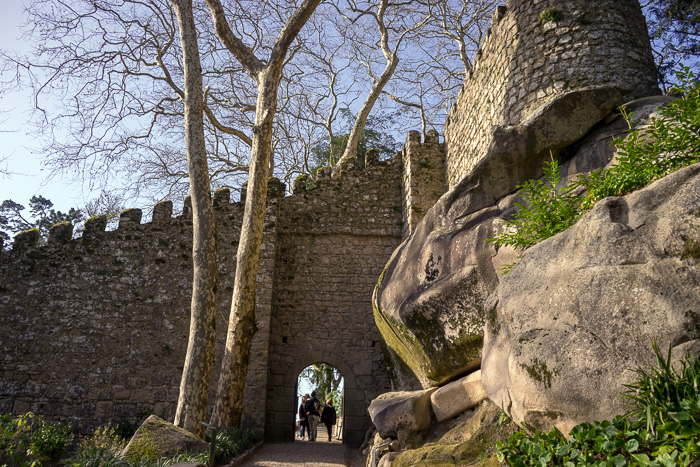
top-left (48, 222), bottom-right (74, 244)
top-left (389, 400), bottom-right (518, 467)
top-left (368, 389), bottom-right (436, 439)
top-left (482, 163), bottom-right (700, 436)
top-left (374, 85), bottom-right (626, 389)
top-left (122, 415), bottom-right (208, 461)
top-left (0, 155), bottom-right (399, 444)
top-left (430, 371), bottom-right (487, 423)
top-left (12, 229), bottom-right (39, 252)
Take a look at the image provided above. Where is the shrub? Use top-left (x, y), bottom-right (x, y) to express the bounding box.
top-left (0, 412), bottom-right (73, 467)
top-left (213, 425), bottom-right (256, 464)
top-left (62, 426), bottom-right (126, 467)
top-left (488, 67), bottom-right (700, 255)
top-left (540, 8), bottom-right (564, 23)
top-left (487, 156), bottom-right (579, 251)
top-left (496, 341), bottom-right (700, 466)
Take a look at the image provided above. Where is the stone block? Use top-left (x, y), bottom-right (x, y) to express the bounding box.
top-left (95, 401), bottom-right (114, 418)
top-left (13, 399), bottom-right (30, 414)
top-left (368, 389), bottom-right (436, 438)
top-left (430, 370), bottom-right (487, 422)
top-left (113, 388), bottom-right (132, 400)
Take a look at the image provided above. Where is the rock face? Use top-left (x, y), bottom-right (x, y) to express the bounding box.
top-left (122, 415), bottom-right (208, 461)
top-left (373, 86), bottom-right (628, 388)
top-left (482, 163), bottom-right (700, 436)
top-left (389, 400), bottom-right (518, 467)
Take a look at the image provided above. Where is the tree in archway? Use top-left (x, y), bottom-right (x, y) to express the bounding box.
top-left (300, 363), bottom-right (343, 410)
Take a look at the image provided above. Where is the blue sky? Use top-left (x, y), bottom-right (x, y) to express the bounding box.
top-left (0, 1), bottom-right (103, 215)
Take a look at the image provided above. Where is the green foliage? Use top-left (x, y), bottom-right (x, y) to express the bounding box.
top-left (645, 0), bottom-right (700, 89)
top-left (62, 425), bottom-right (211, 467)
top-left (309, 108), bottom-right (400, 170)
top-left (623, 341), bottom-right (700, 438)
top-left (212, 425), bottom-right (256, 464)
top-left (487, 156), bottom-right (580, 250)
top-left (0, 412), bottom-right (73, 467)
top-left (496, 342), bottom-right (700, 466)
top-left (0, 195), bottom-right (82, 249)
top-left (62, 426), bottom-right (126, 467)
top-left (488, 67), bottom-right (700, 253)
top-left (540, 8), bottom-right (564, 23)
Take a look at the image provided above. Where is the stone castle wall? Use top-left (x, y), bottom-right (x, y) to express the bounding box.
top-left (0, 188), bottom-right (281, 438)
top-left (401, 130), bottom-right (447, 236)
top-left (444, 0), bottom-right (659, 188)
top-left (265, 157), bottom-right (402, 445)
top-left (0, 158), bottom-right (404, 445)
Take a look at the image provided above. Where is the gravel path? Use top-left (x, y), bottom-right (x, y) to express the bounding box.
top-left (234, 440), bottom-right (364, 467)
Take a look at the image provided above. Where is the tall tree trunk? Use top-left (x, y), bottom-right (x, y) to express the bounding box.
top-left (170, 0), bottom-right (218, 439)
top-left (204, 0), bottom-right (322, 428)
top-left (209, 75), bottom-right (277, 427)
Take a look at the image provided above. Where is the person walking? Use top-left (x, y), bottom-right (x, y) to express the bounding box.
top-left (305, 391), bottom-right (321, 441)
top-left (297, 394), bottom-right (309, 440)
top-left (320, 398), bottom-right (337, 442)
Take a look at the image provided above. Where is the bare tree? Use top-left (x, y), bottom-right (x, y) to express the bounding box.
top-left (203, 0), bottom-right (322, 428)
top-left (169, 0), bottom-right (218, 438)
top-left (1, 0), bottom-right (257, 205)
top-left (333, 0), bottom-right (430, 174)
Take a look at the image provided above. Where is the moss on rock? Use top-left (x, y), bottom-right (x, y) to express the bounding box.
top-left (122, 415), bottom-right (208, 462)
top-left (389, 401), bottom-right (519, 467)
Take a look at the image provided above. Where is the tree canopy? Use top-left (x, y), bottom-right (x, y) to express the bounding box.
top-left (0, 195), bottom-right (82, 247)
top-left (644, 0), bottom-right (700, 89)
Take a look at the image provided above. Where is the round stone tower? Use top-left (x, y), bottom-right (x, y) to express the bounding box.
top-left (444, 0), bottom-right (659, 188)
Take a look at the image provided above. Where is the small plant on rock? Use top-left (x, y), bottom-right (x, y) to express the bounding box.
top-left (540, 8), bottom-right (564, 23)
top-left (487, 156), bottom-right (579, 251)
top-left (488, 67), bottom-right (700, 258)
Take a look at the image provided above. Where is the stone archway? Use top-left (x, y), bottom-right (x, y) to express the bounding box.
top-left (264, 348), bottom-right (380, 446)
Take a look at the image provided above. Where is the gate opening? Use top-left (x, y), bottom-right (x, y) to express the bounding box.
top-left (295, 363), bottom-right (345, 443)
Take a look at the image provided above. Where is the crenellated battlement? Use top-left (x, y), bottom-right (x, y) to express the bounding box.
top-left (0, 160), bottom-right (404, 439)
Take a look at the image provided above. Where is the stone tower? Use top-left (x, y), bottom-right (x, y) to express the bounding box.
top-left (444, 0), bottom-right (658, 188)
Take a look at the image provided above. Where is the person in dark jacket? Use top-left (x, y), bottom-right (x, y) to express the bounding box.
top-left (298, 394), bottom-right (309, 440)
top-left (320, 398), bottom-right (337, 442)
top-left (305, 391), bottom-right (321, 441)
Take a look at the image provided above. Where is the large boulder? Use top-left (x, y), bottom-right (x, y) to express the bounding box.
top-left (122, 415), bottom-right (208, 462)
top-left (373, 86), bottom-right (631, 388)
top-left (482, 163), bottom-right (700, 436)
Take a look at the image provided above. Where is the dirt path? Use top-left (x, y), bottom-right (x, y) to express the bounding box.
top-left (232, 439), bottom-right (364, 467)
